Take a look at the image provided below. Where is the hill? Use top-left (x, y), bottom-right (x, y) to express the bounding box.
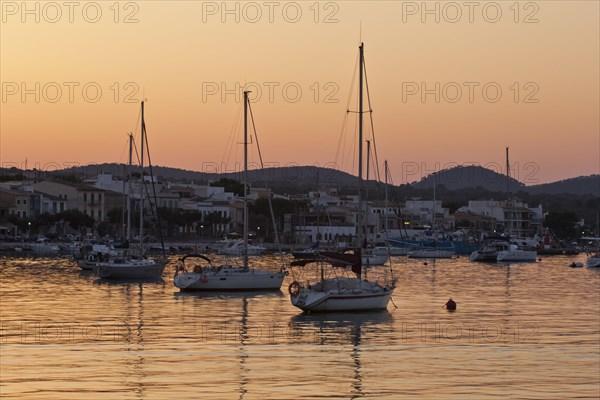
top-left (411, 165), bottom-right (525, 193)
top-left (528, 175), bottom-right (600, 196)
top-left (2, 164), bottom-right (598, 197)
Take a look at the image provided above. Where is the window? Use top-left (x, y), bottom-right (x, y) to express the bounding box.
top-left (91, 209), bottom-right (94, 218)
top-left (91, 193), bottom-right (95, 203)
top-left (16, 199), bottom-right (20, 205)
top-left (98, 193), bottom-right (102, 202)
top-left (98, 210), bottom-right (102, 220)
top-left (60, 203), bottom-right (65, 212)
top-left (22, 211), bottom-right (27, 218)
top-left (83, 193), bottom-right (87, 202)
top-left (23, 199), bottom-right (27, 205)
top-left (52, 202), bottom-right (57, 213)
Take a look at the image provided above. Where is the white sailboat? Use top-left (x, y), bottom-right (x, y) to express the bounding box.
top-left (496, 147), bottom-right (536, 262)
top-left (94, 102), bottom-right (167, 279)
top-left (408, 173), bottom-right (455, 259)
top-left (220, 238), bottom-right (266, 256)
top-left (469, 238), bottom-right (510, 262)
top-left (77, 242), bottom-right (118, 270)
top-left (360, 140), bottom-right (389, 266)
top-left (174, 91), bottom-right (285, 291)
top-left (289, 42), bottom-right (396, 312)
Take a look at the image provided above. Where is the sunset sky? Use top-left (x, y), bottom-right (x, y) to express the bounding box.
top-left (1, 1), bottom-right (598, 184)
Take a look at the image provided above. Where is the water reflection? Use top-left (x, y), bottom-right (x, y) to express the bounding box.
top-left (1, 255), bottom-right (599, 399)
top-left (291, 311), bottom-right (393, 399)
top-left (123, 283), bottom-right (146, 399)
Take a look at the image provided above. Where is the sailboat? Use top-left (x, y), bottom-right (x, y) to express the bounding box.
top-left (174, 91), bottom-right (286, 291)
top-left (408, 173), bottom-right (455, 259)
top-left (94, 102), bottom-right (167, 279)
top-left (288, 42), bottom-right (396, 312)
top-left (360, 140), bottom-right (389, 266)
top-left (495, 147), bottom-right (537, 262)
top-left (586, 217), bottom-right (600, 268)
top-left (371, 160), bottom-right (409, 257)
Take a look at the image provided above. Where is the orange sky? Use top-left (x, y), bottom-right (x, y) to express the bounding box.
top-left (1, 1), bottom-right (598, 184)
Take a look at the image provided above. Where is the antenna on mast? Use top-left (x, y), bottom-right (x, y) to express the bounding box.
top-left (359, 21), bottom-right (362, 43)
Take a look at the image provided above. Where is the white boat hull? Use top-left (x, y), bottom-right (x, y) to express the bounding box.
top-left (469, 250), bottom-right (498, 262)
top-left (408, 249), bottom-right (455, 259)
top-left (174, 268), bottom-right (285, 290)
top-left (496, 250), bottom-right (537, 262)
top-left (586, 257), bottom-right (600, 268)
top-left (290, 278), bottom-right (395, 312)
top-left (94, 260), bottom-right (166, 279)
top-left (362, 254), bottom-right (388, 265)
top-left (220, 246), bottom-right (265, 256)
top-left (372, 246), bottom-right (409, 256)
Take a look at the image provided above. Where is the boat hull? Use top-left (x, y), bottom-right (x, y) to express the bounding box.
top-left (174, 269), bottom-right (285, 291)
top-left (372, 246), bottom-right (409, 256)
top-left (221, 247), bottom-right (265, 256)
top-left (586, 257), bottom-right (600, 268)
top-left (77, 259), bottom-right (96, 271)
top-left (408, 249), bottom-right (455, 259)
top-left (469, 250), bottom-right (498, 262)
top-left (496, 250), bottom-right (537, 262)
top-left (291, 289), bottom-right (393, 312)
top-left (362, 254), bottom-right (388, 265)
top-left (290, 277), bottom-right (395, 312)
top-left (389, 239), bottom-right (479, 255)
top-left (94, 260), bottom-right (166, 279)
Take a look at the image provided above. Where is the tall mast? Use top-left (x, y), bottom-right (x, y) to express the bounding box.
top-left (506, 146), bottom-right (511, 236)
top-left (243, 91), bottom-right (249, 268)
top-left (316, 168), bottom-right (320, 243)
top-left (433, 171), bottom-right (437, 246)
top-left (357, 42), bottom-right (364, 250)
top-left (139, 101), bottom-right (145, 253)
top-left (384, 160), bottom-right (389, 237)
top-left (366, 139), bottom-right (370, 241)
top-left (126, 133), bottom-right (133, 242)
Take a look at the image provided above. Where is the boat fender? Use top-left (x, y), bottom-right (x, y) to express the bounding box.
top-left (288, 281), bottom-right (300, 296)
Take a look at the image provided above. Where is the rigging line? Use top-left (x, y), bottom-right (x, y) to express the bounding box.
top-left (362, 56), bottom-right (381, 183)
top-left (349, 113), bottom-right (358, 176)
top-left (334, 113), bottom-right (349, 169)
top-left (117, 134), bottom-right (129, 167)
top-left (222, 101), bottom-right (242, 168)
top-left (247, 100), bottom-right (284, 257)
top-left (223, 102), bottom-right (243, 171)
top-left (141, 117), bottom-right (166, 258)
top-left (132, 105), bottom-right (142, 140)
top-left (335, 52), bottom-right (359, 169)
top-left (132, 128), bottom-right (163, 253)
top-left (386, 167), bottom-right (409, 240)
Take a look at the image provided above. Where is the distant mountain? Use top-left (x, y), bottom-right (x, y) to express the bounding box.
top-left (2, 163), bottom-right (597, 197)
top-left (411, 165), bottom-right (526, 193)
top-left (41, 163), bottom-right (359, 187)
top-left (528, 175), bottom-right (600, 196)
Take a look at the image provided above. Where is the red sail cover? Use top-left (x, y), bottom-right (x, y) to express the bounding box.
top-left (289, 250), bottom-right (363, 277)
top-left (320, 250), bottom-right (362, 277)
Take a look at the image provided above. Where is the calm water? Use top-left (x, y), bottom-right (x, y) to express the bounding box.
top-left (1, 254), bottom-right (599, 399)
